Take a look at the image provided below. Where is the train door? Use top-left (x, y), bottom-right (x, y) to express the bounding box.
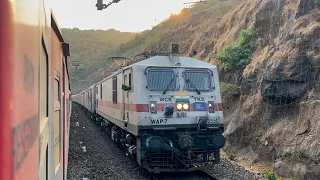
top-left (53, 72), bottom-right (61, 175)
top-left (39, 38), bottom-right (49, 180)
top-left (96, 86), bottom-right (99, 109)
top-left (122, 69), bottom-right (132, 128)
top-left (89, 90), bottom-right (92, 111)
top-left (93, 86), bottom-right (97, 113)
top-left (62, 62), bottom-right (66, 179)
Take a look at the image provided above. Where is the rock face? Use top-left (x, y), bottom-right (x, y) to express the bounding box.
top-left (261, 53), bottom-right (311, 105)
top-left (220, 1), bottom-right (319, 179)
top-left (149, 0), bottom-right (320, 179)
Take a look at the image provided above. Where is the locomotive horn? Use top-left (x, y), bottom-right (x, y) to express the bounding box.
top-left (172, 44), bottom-right (179, 54)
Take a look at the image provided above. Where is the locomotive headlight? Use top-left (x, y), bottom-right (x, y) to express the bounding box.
top-left (177, 103), bottom-right (183, 110)
top-left (150, 101), bottom-right (157, 114)
top-left (183, 103), bottom-right (189, 110)
top-left (208, 101), bottom-right (214, 113)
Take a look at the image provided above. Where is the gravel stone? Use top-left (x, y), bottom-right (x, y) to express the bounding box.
top-left (205, 159), bottom-right (264, 180)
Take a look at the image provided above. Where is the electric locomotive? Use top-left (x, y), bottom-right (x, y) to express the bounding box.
top-left (73, 47), bottom-right (225, 173)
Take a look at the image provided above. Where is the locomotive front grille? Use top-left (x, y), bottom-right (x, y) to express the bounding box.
top-left (143, 149), bottom-right (219, 172)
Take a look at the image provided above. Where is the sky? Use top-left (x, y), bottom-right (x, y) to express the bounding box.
top-left (50, 0), bottom-right (192, 32)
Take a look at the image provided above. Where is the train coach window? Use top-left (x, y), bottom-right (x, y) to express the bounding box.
top-left (113, 77), bottom-right (117, 103)
top-left (100, 84), bottom-right (103, 99)
top-left (54, 79), bottom-right (60, 102)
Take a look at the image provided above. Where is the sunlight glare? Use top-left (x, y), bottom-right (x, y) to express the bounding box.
top-left (173, 9), bottom-right (182, 16)
top-left (49, 0), bottom-right (190, 32)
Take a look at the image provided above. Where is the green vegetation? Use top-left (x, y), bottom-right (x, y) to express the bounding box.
top-left (62, 28), bottom-right (137, 91)
top-left (263, 171), bottom-right (296, 180)
top-left (263, 171), bottom-right (277, 180)
top-left (220, 82), bottom-right (239, 104)
top-left (211, 27), bottom-right (256, 82)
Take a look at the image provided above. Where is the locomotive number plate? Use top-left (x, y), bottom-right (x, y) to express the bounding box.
top-left (150, 119), bottom-right (168, 124)
top-left (206, 118), bottom-right (219, 124)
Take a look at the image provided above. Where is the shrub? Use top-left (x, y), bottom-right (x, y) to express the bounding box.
top-left (220, 82), bottom-right (239, 104)
top-left (263, 171), bottom-right (277, 180)
top-left (212, 27), bottom-right (256, 82)
top-left (262, 171), bottom-right (296, 180)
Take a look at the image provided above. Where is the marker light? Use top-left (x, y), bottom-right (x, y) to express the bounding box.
top-left (177, 103), bottom-right (183, 110)
top-left (208, 101), bottom-right (214, 113)
top-left (150, 101), bottom-right (157, 114)
top-left (183, 103), bottom-right (189, 110)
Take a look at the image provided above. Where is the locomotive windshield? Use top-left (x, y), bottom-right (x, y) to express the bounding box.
top-left (147, 68), bottom-right (176, 91)
top-left (184, 70), bottom-right (212, 91)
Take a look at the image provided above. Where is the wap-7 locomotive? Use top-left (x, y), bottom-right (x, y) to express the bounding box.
top-left (73, 53), bottom-right (225, 173)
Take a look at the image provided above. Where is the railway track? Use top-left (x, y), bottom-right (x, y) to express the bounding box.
top-left (148, 170), bottom-right (218, 180)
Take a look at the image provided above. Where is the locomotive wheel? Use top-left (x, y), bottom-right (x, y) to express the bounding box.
top-left (95, 117), bottom-right (100, 125)
top-left (138, 167), bottom-right (148, 176)
top-left (111, 126), bottom-right (119, 144)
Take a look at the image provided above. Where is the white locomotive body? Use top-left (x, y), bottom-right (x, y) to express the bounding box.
top-left (74, 55), bottom-right (225, 173)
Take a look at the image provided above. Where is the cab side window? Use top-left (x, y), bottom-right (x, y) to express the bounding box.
top-left (112, 77), bottom-right (117, 103)
top-left (129, 73), bottom-right (132, 89)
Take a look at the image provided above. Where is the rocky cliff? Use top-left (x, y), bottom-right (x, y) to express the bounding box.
top-left (226, 1), bottom-right (319, 179)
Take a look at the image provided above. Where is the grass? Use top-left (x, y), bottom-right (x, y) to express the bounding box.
top-left (263, 171), bottom-right (296, 180)
top-left (220, 82), bottom-right (239, 104)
